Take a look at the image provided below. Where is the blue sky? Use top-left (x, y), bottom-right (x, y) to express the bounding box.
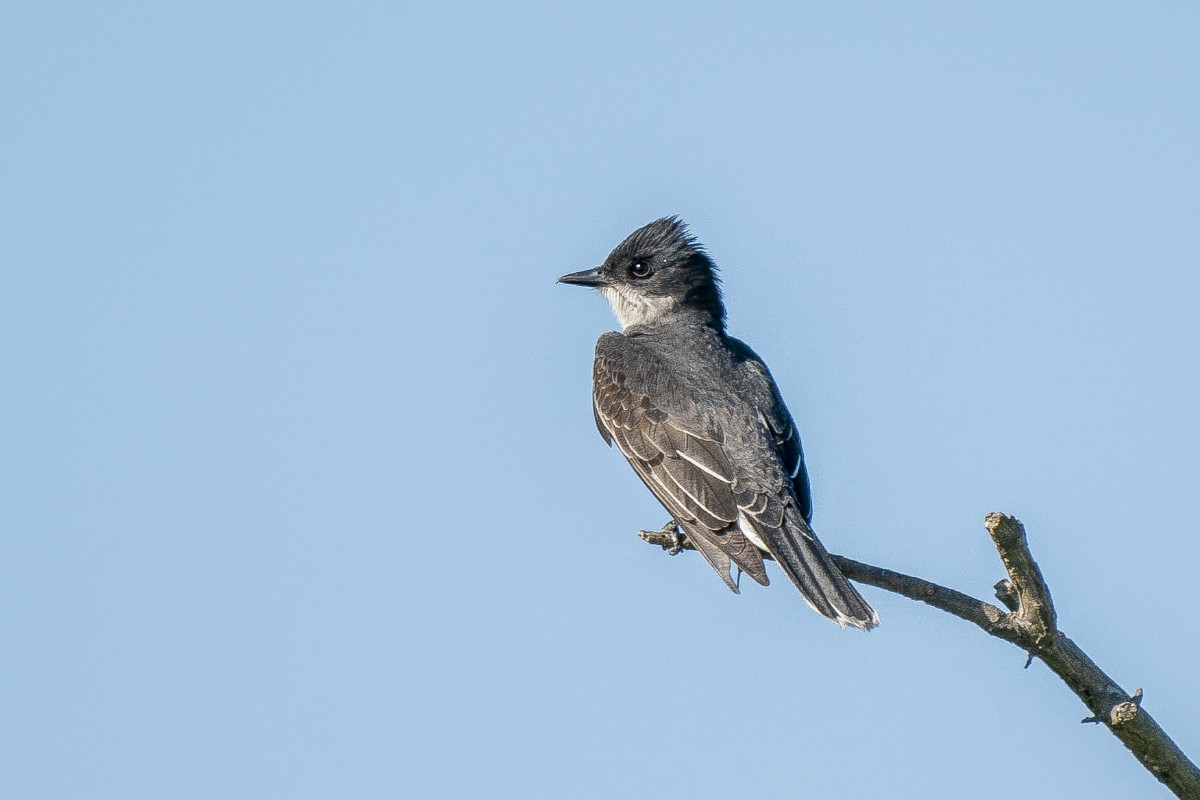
top-left (3, 3), bottom-right (1198, 798)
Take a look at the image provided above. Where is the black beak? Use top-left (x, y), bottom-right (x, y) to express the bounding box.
top-left (557, 267), bottom-right (609, 288)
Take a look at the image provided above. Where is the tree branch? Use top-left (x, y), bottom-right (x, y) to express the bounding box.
top-left (637, 514), bottom-right (1200, 799)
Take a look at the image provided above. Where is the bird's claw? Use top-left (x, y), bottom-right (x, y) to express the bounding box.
top-left (660, 521), bottom-right (684, 555)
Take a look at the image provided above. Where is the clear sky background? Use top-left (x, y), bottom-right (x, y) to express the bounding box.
top-left (3, 3), bottom-right (1198, 798)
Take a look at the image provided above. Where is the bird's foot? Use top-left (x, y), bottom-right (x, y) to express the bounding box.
top-left (660, 520), bottom-right (684, 555)
top-left (636, 522), bottom-right (687, 555)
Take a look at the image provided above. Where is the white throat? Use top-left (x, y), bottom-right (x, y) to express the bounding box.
top-left (600, 285), bottom-right (679, 329)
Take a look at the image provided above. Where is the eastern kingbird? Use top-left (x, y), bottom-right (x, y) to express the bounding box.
top-left (559, 217), bottom-right (878, 629)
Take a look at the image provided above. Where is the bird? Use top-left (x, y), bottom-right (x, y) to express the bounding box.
top-left (559, 216), bottom-right (877, 629)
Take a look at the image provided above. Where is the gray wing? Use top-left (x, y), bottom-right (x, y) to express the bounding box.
top-left (592, 334), bottom-right (768, 591)
top-left (762, 394), bottom-right (812, 524)
top-left (727, 337), bottom-right (813, 524)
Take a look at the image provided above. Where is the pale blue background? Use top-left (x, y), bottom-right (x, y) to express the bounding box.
top-left (3, 3), bottom-right (1198, 798)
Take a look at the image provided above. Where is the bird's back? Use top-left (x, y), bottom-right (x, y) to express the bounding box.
top-left (592, 321), bottom-right (877, 629)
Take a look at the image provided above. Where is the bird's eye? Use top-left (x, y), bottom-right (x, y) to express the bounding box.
top-left (630, 260), bottom-right (651, 278)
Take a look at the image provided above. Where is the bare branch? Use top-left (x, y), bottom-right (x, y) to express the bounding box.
top-left (825, 554), bottom-right (1016, 638)
top-left (986, 512), bottom-right (1057, 641)
top-left (637, 515), bottom-right (1200, 800)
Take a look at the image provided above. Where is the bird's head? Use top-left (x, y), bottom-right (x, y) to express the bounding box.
top-left (559, 216), bottom-right (725, 331)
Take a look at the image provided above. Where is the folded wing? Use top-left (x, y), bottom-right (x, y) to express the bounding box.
top-left (593, 346), bottom-right (768, 590)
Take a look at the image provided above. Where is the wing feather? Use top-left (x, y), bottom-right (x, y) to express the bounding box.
top-left (592, 341), bottom-right (767, 588)
top-left (657, 457), bottom-right (737, 529)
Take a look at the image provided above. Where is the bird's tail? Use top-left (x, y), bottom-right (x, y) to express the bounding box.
top-left (753, 505), bottom-right (878, 630)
